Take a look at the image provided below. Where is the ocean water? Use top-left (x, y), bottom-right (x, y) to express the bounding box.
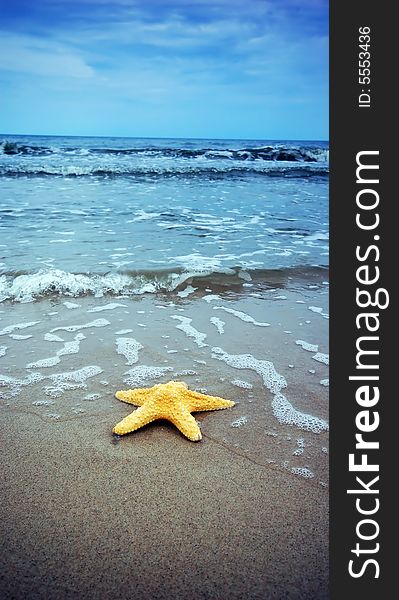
top-left (0, 135), bottom-right (328, 302)
top-left (1, 135), bottom-right (329, 481)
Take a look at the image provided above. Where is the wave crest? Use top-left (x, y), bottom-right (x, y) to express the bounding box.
top-left (0, 266), bottom-right (328, 303)
top-left (1, 140), bottom-right (328, 162)
top-left (0, 164), bottom-right (328, 179)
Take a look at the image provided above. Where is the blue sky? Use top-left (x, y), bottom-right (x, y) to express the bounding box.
top-left (0, 0), bottom-right (328, 140)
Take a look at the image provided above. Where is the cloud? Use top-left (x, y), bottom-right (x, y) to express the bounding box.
top-left (0, 0), bottom-right (328, 138)
top-left (58, 16), bottom-right (256, 54)
top-left (0, 33), bottom-right (95, 78)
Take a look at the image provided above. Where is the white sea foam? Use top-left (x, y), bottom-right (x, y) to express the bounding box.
top-left (171, 316), bottom-right (208, 347)
top-left (308, 306), bottom-right (329, 319)
top-left (272, 392), bottom-right (329, 433)
top-left (174, 369), bottom-right (197, 377)
top-left (175, 253), bottom-right (233, 274)
top-left (210, 316), bottom-right (225, 334)
top-left (27, 356), bottom-right (60, 369)
top-left (212, 347), bottom-right (328, 433)
top-left (0, 269), bottom-right (176, 302)
top-left (231, 379), bottom-right (253, 390)
top-left (291, 467), bottom-right (315, 479)
top-left (87, 303), bottom-right (128, 312)
top-left (203, 294), bottom-right (221, 303)
top-left (295, 340), bottom-right (319, 352)
top-left (0, 270), bottom-right (116, 302)
top-left (45, 365), bottom-right (103, 397)
top-left (0, 321), bottom-right (40, 336)
top-left (157, 223), bottom-right (186, 229)
top-left (123, 365), bottom-right (173, 387)
top-left (0, 372), bottom-right (44, 388)
top-left (44, 333), bottom-right (64, 342)
top-left (32, 399), bottom-right (55, 406)
top-left (238, 270), bottom-right (252, 281)
top-left (320, 379), bottom-right (329, 386)
top-left (0, 345), bottom-right (7, 357)
top-left (306, 232), bottom-right (329, 242)
top-left (127, 210), bottom-right (162, 222)
top-left (116, 337), bottom-right (143, 365)
top-left (83, 393), bottom-right (101, 401)
top-left (50, 318), bottom-right (110, 333)
top-left (213, 306), bottom-right (270, 327)
top-left (211, 347), bottom-right (286, 394)
top-left (177, 285), bottom-right (197, 298)
top-left (293, 438), bottom-right (305, 456)
top-left (55, 334), bottom-right (85, 354)
top-left (115, 329), bottom-right (133, 335)
top-left (63, 301), bottom-right (80, 309)
top-left (45, 413), bottom-right (62, 419)
top-left (9, 334), bottom-right (33, 340)
top-left (231, 416), bottom-right (248, 428)
top-left (26, 333), bottom-right (85, 368)
top-left (312, 352), bottom-right (329, 365)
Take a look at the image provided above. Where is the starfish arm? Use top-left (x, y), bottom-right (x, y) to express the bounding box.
top-left (113, 405), bottom-right (157, 435)
top-left (185, 390), bottom-right (235, 412)
top-left (168, 409), bottom-right (203, 442)
top-left (115, 388), bottom-right (150, 406)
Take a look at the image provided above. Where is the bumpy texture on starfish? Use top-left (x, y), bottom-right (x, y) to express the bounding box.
top-left (113, 380), bottom-right (235, 441)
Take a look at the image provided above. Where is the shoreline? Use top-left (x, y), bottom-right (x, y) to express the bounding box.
top-left (1, 279), bottom-right (329, 599)
top-left (0, 264), bottom-right (329, 304)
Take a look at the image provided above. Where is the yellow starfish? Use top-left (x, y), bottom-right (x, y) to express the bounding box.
top-left (113, 380), bottom-right (235, 441)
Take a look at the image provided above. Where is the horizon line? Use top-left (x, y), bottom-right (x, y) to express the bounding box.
top-left (1, 132), bottom-right (329, 143)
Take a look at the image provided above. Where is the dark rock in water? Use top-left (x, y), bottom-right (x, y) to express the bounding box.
top-left (3, 141), bottom-right (19, 155)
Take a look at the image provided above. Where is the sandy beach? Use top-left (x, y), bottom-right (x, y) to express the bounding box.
top-left (1, 273), bottom-right (329, 599)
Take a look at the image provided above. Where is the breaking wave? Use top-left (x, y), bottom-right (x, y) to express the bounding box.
top-left (0, 266), bottom-right (328, 303)
top-left (0, 139), bottom-right (328, 179)
top-left (1, 140), bottom-right (328, 162)
top-left (0, 164), bottom-right (328, 178)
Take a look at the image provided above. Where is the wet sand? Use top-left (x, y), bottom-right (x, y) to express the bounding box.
top-left (1, 278), bottom-right (329, 599)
